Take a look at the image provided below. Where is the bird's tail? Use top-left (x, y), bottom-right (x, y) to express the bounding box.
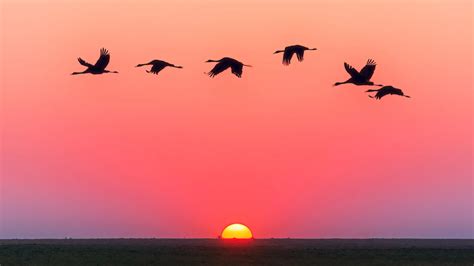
top-left (368, 95), bottom-right (375, 99)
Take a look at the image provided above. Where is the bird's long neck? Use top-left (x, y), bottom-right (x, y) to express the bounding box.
top-left (243, 64), bottom-right (252, 67)
top-left (171, 64), bottom-right (183, 68)
top-left (308, 48), bottom-right (317, 51)
top-left (207, 59), bottom-right (220, 63)
top-left (105, 70), bottom-right (119, 73)
top-left (274, 50), bottom-right (284, 54)
top-left (71, 70), bottom-right (87, 75)
top-left (334, 81), bottom-right (348, 86)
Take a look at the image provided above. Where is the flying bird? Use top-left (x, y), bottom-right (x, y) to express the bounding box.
top-left (71, 48), bottom-right (118, 75)
top-left (273, 45), bottom-right (317, 65)
top-left (136, 60), bottom-right (183, 75)
top-left (366, 86), bottom-right (411, 100)
top-left (334, 59), bottom-right (382, 86)
top-left (205, 57), bottom-right (251, 78)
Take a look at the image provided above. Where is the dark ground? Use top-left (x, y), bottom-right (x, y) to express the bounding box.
top-left (0, 239), bottom-right (473, 265)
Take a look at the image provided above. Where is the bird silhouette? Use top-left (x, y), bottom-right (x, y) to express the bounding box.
top-left (273, 45), bottom-right (317, 65)
top-left (71, 48), bottom-right (118, 75)
top-left (366, 86), bottom-right (410, 100)
top-left (334, 59), bottom-right (382, 86)
top-left (205, 57), bottom-right (251, 78)
top-left (136, 60), bottom-right (183, 75)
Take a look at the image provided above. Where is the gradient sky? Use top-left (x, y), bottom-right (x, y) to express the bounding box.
top-left (1, 0), bottom-right (472, 239)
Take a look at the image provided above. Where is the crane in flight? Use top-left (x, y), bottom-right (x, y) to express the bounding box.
top-left (205, 57), bottom-right (251, 78)
top-left (366, 86), bottom-right (411, 100)
top-left (334, 59), bottom-right (382, 86)
top-left (136, 60), bottom-right (183, 75)
top-left (273, 45), bottom-right (317, 65)
top-left (72, 48), bottom-right (118, 75)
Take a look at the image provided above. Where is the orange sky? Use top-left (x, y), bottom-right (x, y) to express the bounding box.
top-left (1, 0), bottom-right (472, 238)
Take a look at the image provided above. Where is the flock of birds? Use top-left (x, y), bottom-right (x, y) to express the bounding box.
top-left (72, 45), bottom-right (410, 100)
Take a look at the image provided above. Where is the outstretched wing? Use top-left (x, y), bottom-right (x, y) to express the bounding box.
top-left (375, 86), bottom-right (391, 99)
top-left (148, 64), bottom-right (166, 75)
top-left (282, 49), bottom-right (294, 65)
top-left (78, 58), bottom-right (93, 68)
top-left (344, 62), bottom-right (360, 78)
top-left (208, 61), bottom-right (230, 77)
top-left (359, 59), bottom-right (376, 80)
top-left (93, 48), bottom-right (110, 70)
top-left (230, 63), bottom-right (243, 78)
top-left (296, 49), bottom-right (305, 62)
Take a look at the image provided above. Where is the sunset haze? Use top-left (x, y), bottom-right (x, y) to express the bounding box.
top-left (1, 0), bottom-right (472, 239)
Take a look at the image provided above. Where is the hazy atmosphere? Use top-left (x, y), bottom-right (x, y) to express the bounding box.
top-left (1, 0), bottom-right (472, 239)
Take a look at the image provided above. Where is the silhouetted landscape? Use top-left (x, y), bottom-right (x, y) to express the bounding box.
top-left (1, 239), bottom-right (472, 265)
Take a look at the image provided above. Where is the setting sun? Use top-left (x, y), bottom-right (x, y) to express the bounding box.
top-left (221, 224), bottom-right (253, 239)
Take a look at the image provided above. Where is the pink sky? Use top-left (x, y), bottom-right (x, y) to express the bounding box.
top-left (1, 0), bottom-right (472, 238)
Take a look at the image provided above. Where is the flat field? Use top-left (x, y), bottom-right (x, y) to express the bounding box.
top-left (0, 239), bottom-right (472, 265)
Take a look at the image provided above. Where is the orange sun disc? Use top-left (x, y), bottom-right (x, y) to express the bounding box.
top-left (221, 223), bottom-right (253, 239)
